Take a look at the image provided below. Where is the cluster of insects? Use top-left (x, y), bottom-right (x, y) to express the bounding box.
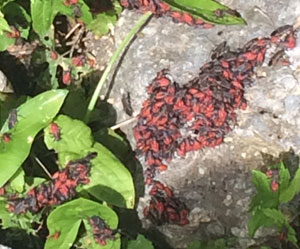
top-left (120, 0), bottom-right (214, 28)
top-left (144, 180), bottom-right (189, 225)
top-left (49, 51), bottom-right (96, 86)
top-left (265, 168), bottom-right (280, 192)
top-left (134, 25), bottom-right (297, 225)
top-left (7, 153), bottom-right (97, 214)
top-left (88, 215), bottom-right (117, 246)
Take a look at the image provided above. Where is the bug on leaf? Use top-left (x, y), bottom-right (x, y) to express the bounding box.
top-left (0, 187), bottom-right (5, 196)
top-left (72, 55), bottom-right (85, 67)
top-left (64, 0), bottom-right (78, 6)
top-left (6, 26), bottom-right (20, 39)
top-left (8, 109), bottom-right (18, 129)
top-left (62, 70), bottom-right (72, 85)
top-left (50, 51), bottom-right (58, 60)
top-left (1, 133), bottom-right (11, 143)
top-left (48, 231), bottom-right (60, 240)
top-left (270, 180), bottom-right (279, 192)
top-left (49, 122), bottom-right (61, 141)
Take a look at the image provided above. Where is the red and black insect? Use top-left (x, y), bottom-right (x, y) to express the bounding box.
top-left (8, 108), bottom-right (18, 129)
top-left (50, 50), bottom-right (58, 60)
top-left (72, 55), bottom-right (86, 67)
top-left (62, 70), bottom-right (72, 85)
top-left (73, 5), bottom-right (82, 18)
top-left (63, 0), bottom-right (78, 6)
top-left (268, 50), bottom-right (286, 66)
top-left (49, 122), bottom-right (61, 141)
top-left (8, 153), bottom-right (97, 214)
top-left (48, 231), bottom-right (60, 240)
top-left (144, 181), bottom-right (189, 226)
top-left (278, 226), bottom-right (288, 241)
top-left (87, 57), bottom-right (96, 68)
top-left (1, 133), bottom-right (11, 143)
top-left (214, 9), bottom-right (241, 18)
top-left (265, 168), bottom-right (280, 192)
top-left (120, 0), bottom-right (214, 28)
top-left (0, 187), bottom-right (5, 196)
top-left (88, 216), bottom-right (116, 246)
top-left (122, 92), bottom-right (133, 116)
top-left (6, 26), bottom-right (20, 39)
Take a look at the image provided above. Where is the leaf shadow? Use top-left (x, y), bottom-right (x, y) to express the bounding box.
top-left (93, 128), bottom-right (145, 207)
top-left (85, 184), bottom-right (127, 208)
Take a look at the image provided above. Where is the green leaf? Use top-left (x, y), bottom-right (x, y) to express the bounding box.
top-left (44, 114), bottom-right (135, 208)
top-left (0, 32), bottom-right (14, 51)
top-left (9, 168), bottom-right (25, 193)
top-left (287, 226), bottom-right (299, 247)
top-left (2, 2), bottom-right (31, 39)
top-left (249, 170), bottom-right (279, 210)
top-left (0, 0), bottom-right (14, 8)
top-left (187, 241), bottom-right (203, 249)
top-left (248, 208), bottom-right (276, 237)
top-left (76, 0), bottom-right (93, 24)
top-left (0, 200), bottom-right (14, 228)
top-left (45, 50), bottom-right (59, 88)
top-left (250, 192), bottom-right (279, 211)
top-left (208, 239), bottom-right (228, 249)
top-left (112, 0), bottom-right (123, 16)
top-left (163, 0), bottom-right (246, 25)
top-left (127, 235), bottom-right (154, 249)
top-left (87, 12), bottom-right (117, 36)
top-left (0, 200), bottom-right (42, 233)
top-left (24, 176), bottom-right (46, 191)
top-left (31, 0), bottom-right (55, 36)
top-left (45, 198), bottom-right (120, 249)
top-left (279, 162), bottom-right (290, 192)
top-left (262, 209), bottom-right (287, 227)
top-left (40, 24), bottom-right (55, 48)
top-left (56, 0), bottom-right (93, 24)
top-left (61, 90), bottom-right (88, 120)
top-left (0, 90), bottom-right (68, 187)
top-left (44, 114), bottom-right (93, 154)
top-left (0, 11), bottom-right (11, 34)
top-left (280, 165), bottom-right (300, 203)
top-left (251, 170), bottom-right (271, 194)
top-left (0, 2), bottom-right (31, 51)
top-left (82, 142), bottom-right (135, 209)
top-left (0, 96), bottom-right (27, 129)
top-left (93, 128), bottom-right (131, 161)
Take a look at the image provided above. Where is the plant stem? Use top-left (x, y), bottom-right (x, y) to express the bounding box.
top-left (35, 156), bottom-right (53, 179)
top-left (84, 11), bottom-right (153, 123)
top-left (110, 116), bottom-right (137, 130)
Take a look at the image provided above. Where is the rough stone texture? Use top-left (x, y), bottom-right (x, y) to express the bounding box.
top-left (0, 70), bottom-right (13, 94)
top-left (98, 0), bottom-right (300, 248)
top-left (0, 245), bottom-right (11, 249)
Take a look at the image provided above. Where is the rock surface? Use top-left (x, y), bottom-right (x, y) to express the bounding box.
top-left (0, 245), bottom-right (11, 249)
top-left (98, 0), bottom-right (300, 248)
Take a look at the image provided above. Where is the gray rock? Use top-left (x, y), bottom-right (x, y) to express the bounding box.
top-left (0, 70), bottom-right (13, 93)
top-left (0, 245), bottom-right (11, 249)
top-left (101, 0), bottom-right (300, 248)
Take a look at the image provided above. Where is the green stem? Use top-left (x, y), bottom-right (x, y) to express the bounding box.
top-left (84, 11), bottom-right (153, 123)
